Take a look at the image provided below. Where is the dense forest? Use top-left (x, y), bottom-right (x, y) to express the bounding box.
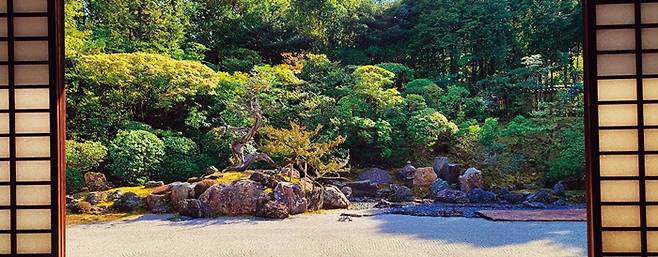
top-left (64, 0), bottom-right (584, 193)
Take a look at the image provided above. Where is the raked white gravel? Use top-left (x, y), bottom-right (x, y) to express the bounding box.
top-left (67, 212), bottom-right (586, 257)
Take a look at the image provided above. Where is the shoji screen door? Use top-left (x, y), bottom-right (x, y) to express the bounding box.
top-left (0, 0), bottom-right (65, 256)
top-left (585, 0), bottom-right (658, 256)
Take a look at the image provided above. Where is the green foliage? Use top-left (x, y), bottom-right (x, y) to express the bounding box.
top-left (107, 130), bottom-right (165, 184)
top-left (407, 108), bottom-right (458, 148)
top-left (66, 140), bottom-right (108, 193)
top-left (157, 135), bottom-right (206, 183)
top-left (548, 121), bottom-right (585, 182)
top-left (377, 63), bottom-right (414, 88)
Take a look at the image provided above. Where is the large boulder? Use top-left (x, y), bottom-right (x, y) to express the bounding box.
top-left (84, 172), bottom-right (109, 192)
top-left (357, 168), bottom-right (393, 184)
top-left (178, 199), bottom-right (213, 218)
top-left (151, 185), bottom-right (172, 195)
top-left (170, 182), bottom-right (195, 212)
top-left (429, 179), bottom-right (450, 197)
top-left (433, 157), bottom-right (460, 184)
top-left (194, 179), bottom-right (217, 199)
top-left (434, 189), bottom-right (469, 204)
top-left (256, 201), bottom-right (289, 219)
top-left (459, 168), bottom-right (483, 193)
top-left (498, 189), bottom-right (526, 204)
top-left (412, 167), bottom-right (438, 189)
top-left (200, 180), bottom-right (270, 216)
top-left (146, 194), bottom-right (169, 214)
top-left (70, 202), bottom-right (93, 214)
top-left (388, 184), bottom-right (414, 202)
top-left (345, 181), bottom-right (379, 197)
top-left (112, 192), bottom-right (143, 212)
top-left (467, 188), bottom-right (497, 203)
top-left (323, 185), bottom-right (350, 209)
top-left (552, 182), bottom-right (566, 197)
top-left (274, 182), bottom-right (308, 215)
top-left (306, 187), bottom-right (324, 211)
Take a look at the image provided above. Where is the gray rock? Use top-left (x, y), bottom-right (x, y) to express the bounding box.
top-left (398, 162), bottom-right (416, 181)
top-left (500, 191), bottom-right (526, 204)
top-left (345, 181), bottom-right (379, 197)
top-left (170, 182), bottom-right (195, 212)
top-left (357, 168), bottom-right (393, 184)
top-left (85, 192), bottom-right (107, 205)
top-left (112, 192), bottom-right (143, 212)
top-left (178, 199), bottom-right (213, 218)
top-left (523, 201), bottom-right (547, 209)
top-left (552, 182), bottom-right (566, 197)
top-left (340, 186), bottom-right (353, 199)
top-left (107, 190), bottom-right (124, 201)
top-left (429, 179), bottom-right (450, 197)
top-left (467, 188), bottom-right (497, 203)
top-left (553, 199), bottom-right (567, 206)
top-left (256, 201), bottom-right (289, 219)
top-left (434, 189), bottom-right (469, 204)
top-left (146, 194), bottom-right (169, 214)
top-left (433, 157), bottom-right (450, 180)
top-left (527, 189), bottom-right (551, 203)
top-left (307, 187), bottom-right (324, 211)
top-left (388, 184), bottom-right (414, 202)
top-left (84, 172), bottom-right (109, 192)
top-left (144, 181), bottom-right (165, 188)
top-left (323, 185), bottom-right (350, 209)
top-left (459, 167), bottom-right (483, 193)
top-left (274, 182), bottom-right (308, 215)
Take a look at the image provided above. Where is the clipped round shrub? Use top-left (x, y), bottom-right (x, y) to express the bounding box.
top-left (107, 130), bottom-right (165, 184)
top-left (66, 140), bottom-right (108, 193)
top-left (407, 108), bottom-right (459, 148)
top-left (157, 136), bottom-right (203, 183)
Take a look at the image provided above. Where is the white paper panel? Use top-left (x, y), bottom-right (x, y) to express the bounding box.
top-left (0, 137), bottom-right (8, 158)
top-left (645, 79), bottom-right (658, 100)
top-left (645, 104), bottom-right (658, 125)
top-left (0, 210), bottom-right (8, 230)
top-left (0, 41), bottom-right (6, 62)
top-left (15, 89), bottom-right (49, 109)
top-left (0, 89), bottom-right (6, 110)
top-left (16, 185), bottom-right (50, 205)
top-left (16, 234), bottom-right (50, 254)
top-left (13, 0), bottom-right (47, 13)
top-left (598, 29), bottom-right (636, 51)
top-left (644, 53), bottom-right (658, 75)
top-left (16, 209), bottom-right (50, 230)
top-left (602, 231), bottom-right (642, 253)
top-left (15, 113), bottom-right (50, 133)
top-left (14, 17), bottom-right (48, 37)
top-left (599, 104), bottom-right (638, 126)
top-left (599, 130), bottom-right (638, 152)
top-left (646, 180), bottom-right (658, 201)
top-left (643, 3), bottom-right (658, 24)
top-left (16, 161), bottom-right (50, 181)
top-left (15, 65), bottom-right (49, 85)
top-left (15, 41), bottom-right (48, 61)
top-left (598, 54), bottom-right (637, 76)
top-left (645, 129), bottom-right (658, 151)
top-left (0, 113), bottom-right (7, 134)
top-left (0, 18), bottom-right (5, 38)
top-left (597, 4), bottom-right (635, 25)
top-left (0, 235), bottom-right (9, 255)
top-left (598, 79), bottom-right (637, 101)
top-left (648, 206), bottom-right (658, 227)
top-left (0, 66), bottom-right (6, 85)
top-left (16, 137), bottom-right (50, 158)
top-left (647, 155), bottom-right (658, 176)
top-left (601, 180), bottom-right (640, 202)
top-left (601, 206), bottom-right (641, 227)
top-left (0, 0), bottom-right (5, 13)
top-left (649, 232), bottom-right (658, 253)
top-left (0, 161), bottom-right (7, 182)
top-left (643, 28), bottom-right (658, 49)
top-left (601, 155), bottom-right (639, 177)
top-left (0, 186), bottom-right (9, 206)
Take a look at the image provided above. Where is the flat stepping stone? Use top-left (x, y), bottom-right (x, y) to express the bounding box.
top-left (477, 209), bottom-right (586, 222)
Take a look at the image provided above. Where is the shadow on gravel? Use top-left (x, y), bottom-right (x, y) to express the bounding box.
top-left (372, 214), bottom-right (586, 252)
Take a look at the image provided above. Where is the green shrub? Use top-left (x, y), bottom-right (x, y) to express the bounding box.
top-left (107, 130), bottom-right (165, 184)
top-left (407, 108), bottom-right (459, 148)
top-left (157, 136), bottom-right (203, 183)
top-left (548, 122), bottom-right (585, 183)
top-left (66, 140), bottom-right (107, 193)
top-left (377, 63), bottom-right (414, 88)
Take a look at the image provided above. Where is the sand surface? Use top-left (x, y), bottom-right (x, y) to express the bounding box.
top-left (67, 212), bottom-right (586, 257)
